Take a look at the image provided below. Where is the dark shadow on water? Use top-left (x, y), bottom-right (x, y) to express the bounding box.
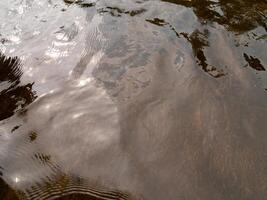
top-left (19, 173), bottom-right (133, 200)
top-left (146, 18), bottom-right (169, 27)
top-left (161, 0), bottom-right (267, 33)
top-left (0, 52), bottom-right (37, 121)
top-left (0, 173), bottom-right (132, 200)
top-left (0, 54), bottom-right (22, 84)
top-left (11, 125), bottom-right (21, 133)
top-left (0, 178), bottom-right (19, 200)
top-left (63, 0), bottom-right (96, 8)
top-left (63, 0), bottom-right (147, 17)
top-left (29, 131), bottom-right (38, 142)
top-left (98, 7), bottom-right (146, 17)
top-left (243, 53), bottom-right (266, 71)
top-left (181, 30), bottom-right (226, 78)
top-left (146, 18), bottom-right (180, 38)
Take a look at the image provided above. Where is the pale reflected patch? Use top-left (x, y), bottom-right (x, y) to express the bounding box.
top-left (17, 5), bottom-right (24, 15)
top-left (77, 50), bottom-right (105, 77)
top-left (9, 48), bottom-right (15, 53)
top-left (39, 90), bottom-right (56, 98)
top-left (44, 104), bottom-right (51, 110)
top-left (45, 47), bottom-right (61, 59)
top-left (11, 175), bottom-right (22, 185)
top-left (93, 129), bottom-right (118, 144)
top-left (0, 127), bottom-right (9, 140)
top-left (76, 77), bottom-right (92, 87)
top-left (0, 46), bottom-right (6, 53)
top-left (14, 177), bottom-right (20, 183)
top-left (89, 51), bottom-right (104, 66)
top-left (8, 35), bottom-right (21, 44)
top-left (24, 67), bottom-right (33, 77)
top-left (45, 47), bottom-right (68, 59)
top-left (72, 113), bottom-right (84, 119)
top-left (49, 89), bottom-right (55, 94)
top-left (38, 93), bottom-right (47, 98)
top-left (55, 32), bottom-right (69, 41)
top-left (8, 78), bottom-right (123, 186)
top-left (32, 30), bottom-right (40, 36)
top-left (52, 41), bottom-right (74, 47)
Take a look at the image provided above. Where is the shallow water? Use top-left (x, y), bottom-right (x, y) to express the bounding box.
top-left (0, 0), bottom-right (267, 200)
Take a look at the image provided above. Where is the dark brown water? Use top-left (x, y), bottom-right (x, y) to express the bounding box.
top-left (0, 0), bottom-right (267, 199)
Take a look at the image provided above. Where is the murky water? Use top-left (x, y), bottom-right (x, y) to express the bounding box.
top-left (0, 0), bottom-right (267, 199)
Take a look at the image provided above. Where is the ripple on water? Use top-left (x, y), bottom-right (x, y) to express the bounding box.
top-left (0, 78), bottom-right (127, 199)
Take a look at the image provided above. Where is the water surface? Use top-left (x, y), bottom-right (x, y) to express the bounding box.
top-left (0, 0), bottom-right (267, 200)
